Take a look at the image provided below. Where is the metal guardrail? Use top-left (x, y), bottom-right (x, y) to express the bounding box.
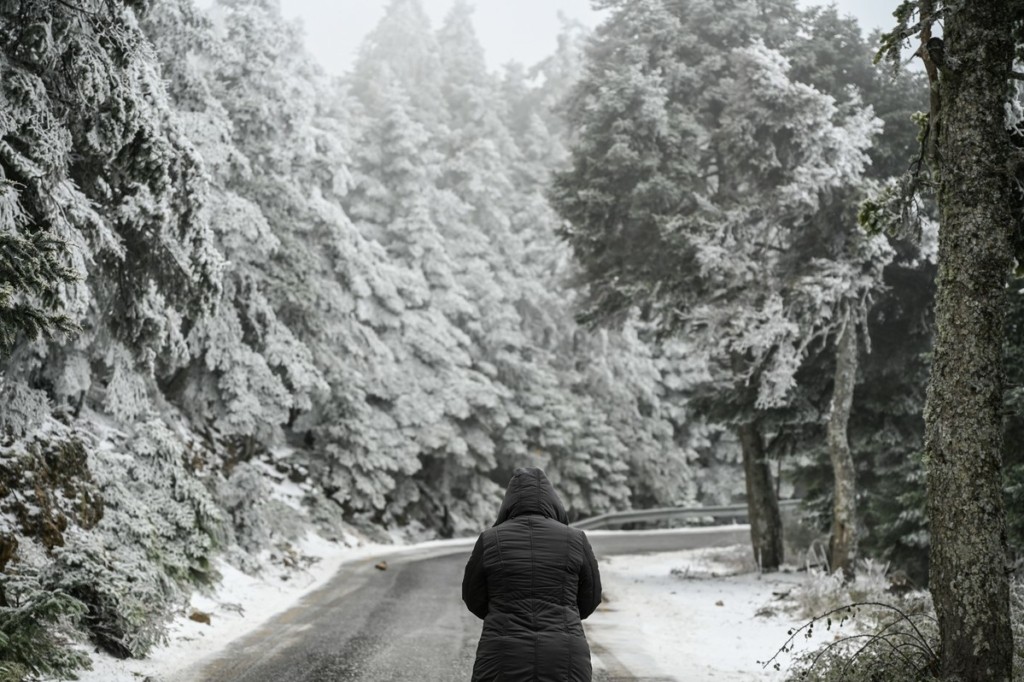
top-left (570, 499), bottom-right (803, 530)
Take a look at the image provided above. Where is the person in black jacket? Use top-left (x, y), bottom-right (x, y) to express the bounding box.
top-left (462, 467), bottom-right (602, 681)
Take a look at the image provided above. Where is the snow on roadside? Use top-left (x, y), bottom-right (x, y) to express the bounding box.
top-left (70, 532), bottom-right (396, 682)
top-left (585, 545), bottom-right (832, 681)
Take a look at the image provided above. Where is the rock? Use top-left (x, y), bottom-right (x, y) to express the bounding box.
top-left (374, 560), bottom-right (388, 571)
top-left (189, 610), bottom-right (212, 625)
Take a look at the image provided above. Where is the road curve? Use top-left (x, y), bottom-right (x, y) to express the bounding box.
top-left (173, 525), bottom-right (750, 682)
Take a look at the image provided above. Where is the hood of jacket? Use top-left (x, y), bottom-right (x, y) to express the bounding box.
top-left (493, 467), bottom-right (569, 526)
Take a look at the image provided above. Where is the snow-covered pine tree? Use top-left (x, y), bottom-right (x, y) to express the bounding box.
top-left (345, 20), bottom-right (510, 528)
top-left (877, 1), bottom-right (1018, 676)
top-left (0, 2), bottom-right (236, 667)
top-left (0, 0), bottom-right (222, 421)
top-left (434, 4), bottom-right (650, 516)
top-left (141, 0), bottom-right (325, 446)
top-left (349, 0), bottom-right (447, 134)
top-left (551, 0), bottom-right (879, 570)
top-left (495, 18), bottom-right (712, 516)
top-left (187, 0), bottom-right (426, 523)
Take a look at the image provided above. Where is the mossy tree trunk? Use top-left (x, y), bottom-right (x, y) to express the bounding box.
top-left (738, 421), bottom-right (783, 571)
top-left (827, 317), bottom-right (858, 581)
top-left (925, 1), bottom-right (1015, 678)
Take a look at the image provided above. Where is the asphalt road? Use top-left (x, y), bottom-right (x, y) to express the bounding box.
top-left (174, 526), bottom-right (750, 682)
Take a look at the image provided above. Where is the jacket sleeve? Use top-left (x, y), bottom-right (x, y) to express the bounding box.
top-left (462, 534), bottom-right (488, 619)
top-left (577, 533), bottom-right (602, 619)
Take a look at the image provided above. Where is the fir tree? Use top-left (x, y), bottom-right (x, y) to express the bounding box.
top-left (141, 0), bottom-right (324, 443)
top-left (551, 0), bottom-right (880, 569)
top-left (0, 0), bottom-right (221, 393)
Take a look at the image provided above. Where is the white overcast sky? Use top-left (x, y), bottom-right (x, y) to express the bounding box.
top-left (269, 0), bottom-right (898, 75)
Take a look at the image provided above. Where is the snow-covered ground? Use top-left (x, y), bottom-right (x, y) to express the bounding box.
top-left (587, 545), bottom-right (831, 681)
top-left (71, 538), bottom-right (826, 682)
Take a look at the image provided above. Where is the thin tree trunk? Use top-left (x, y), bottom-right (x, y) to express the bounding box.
top-left (0, 533), bottom-right (15, 608)
top-left (925, 1), bottom-right (1015, 678)
top-left (827, 318), bottom-right (858, 581)
top-left (738, 421), bottom-right (783, 571)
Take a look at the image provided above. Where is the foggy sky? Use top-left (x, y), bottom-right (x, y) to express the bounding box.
top-left (279, 0), bottom-right (899, 75)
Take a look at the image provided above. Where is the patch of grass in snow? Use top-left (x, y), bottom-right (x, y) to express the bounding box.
top-left (771, 600), bottom-right (939, 681)
top-left (766, 558), bottom-right (940, 681)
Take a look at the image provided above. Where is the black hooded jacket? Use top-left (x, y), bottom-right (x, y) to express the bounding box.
top-left (462, 468), bottom-right (602, 681)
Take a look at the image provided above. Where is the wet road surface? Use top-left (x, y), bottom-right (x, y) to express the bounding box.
top-left (175, 526), bottom-right (749, 681)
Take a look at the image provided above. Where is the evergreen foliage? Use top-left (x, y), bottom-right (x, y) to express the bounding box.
top-left (0, 0), bottom-right (223, 425)
top-left (0, 232), bottom-right (76, 356)
top-left (48, 420), bottom-right (223, 658)
top-left (143, 0), bottom-right (326, 444)
top-left (0, 419), bottom-right (222, 670)
top-left (0, 583), bottom-right (89, 681)
top-left (552, 0), bottom-right (879, 386)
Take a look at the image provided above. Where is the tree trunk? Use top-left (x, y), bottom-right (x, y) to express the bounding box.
top-left (827, 318), bottom-right (858, 581)
top-left (738, 421), bottom-right (783, 571)
top-left (926, 2), bottom-right (1015, 678)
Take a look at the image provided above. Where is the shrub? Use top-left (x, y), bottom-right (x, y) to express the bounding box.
top-left (0, 567), bottom-right (90, 680)
top-left (216, 461), bottom-right (274, 557)
top-left (49, 528), bottom-right (174, 659)
top-left (772, 557), bottom-right (939, 681)
top-left (776, 601), bottom-right (939, 681)
top-left (779, 566), bottom-right (1024, 680)
top-left (45, 420), bottom-right (226, 658)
